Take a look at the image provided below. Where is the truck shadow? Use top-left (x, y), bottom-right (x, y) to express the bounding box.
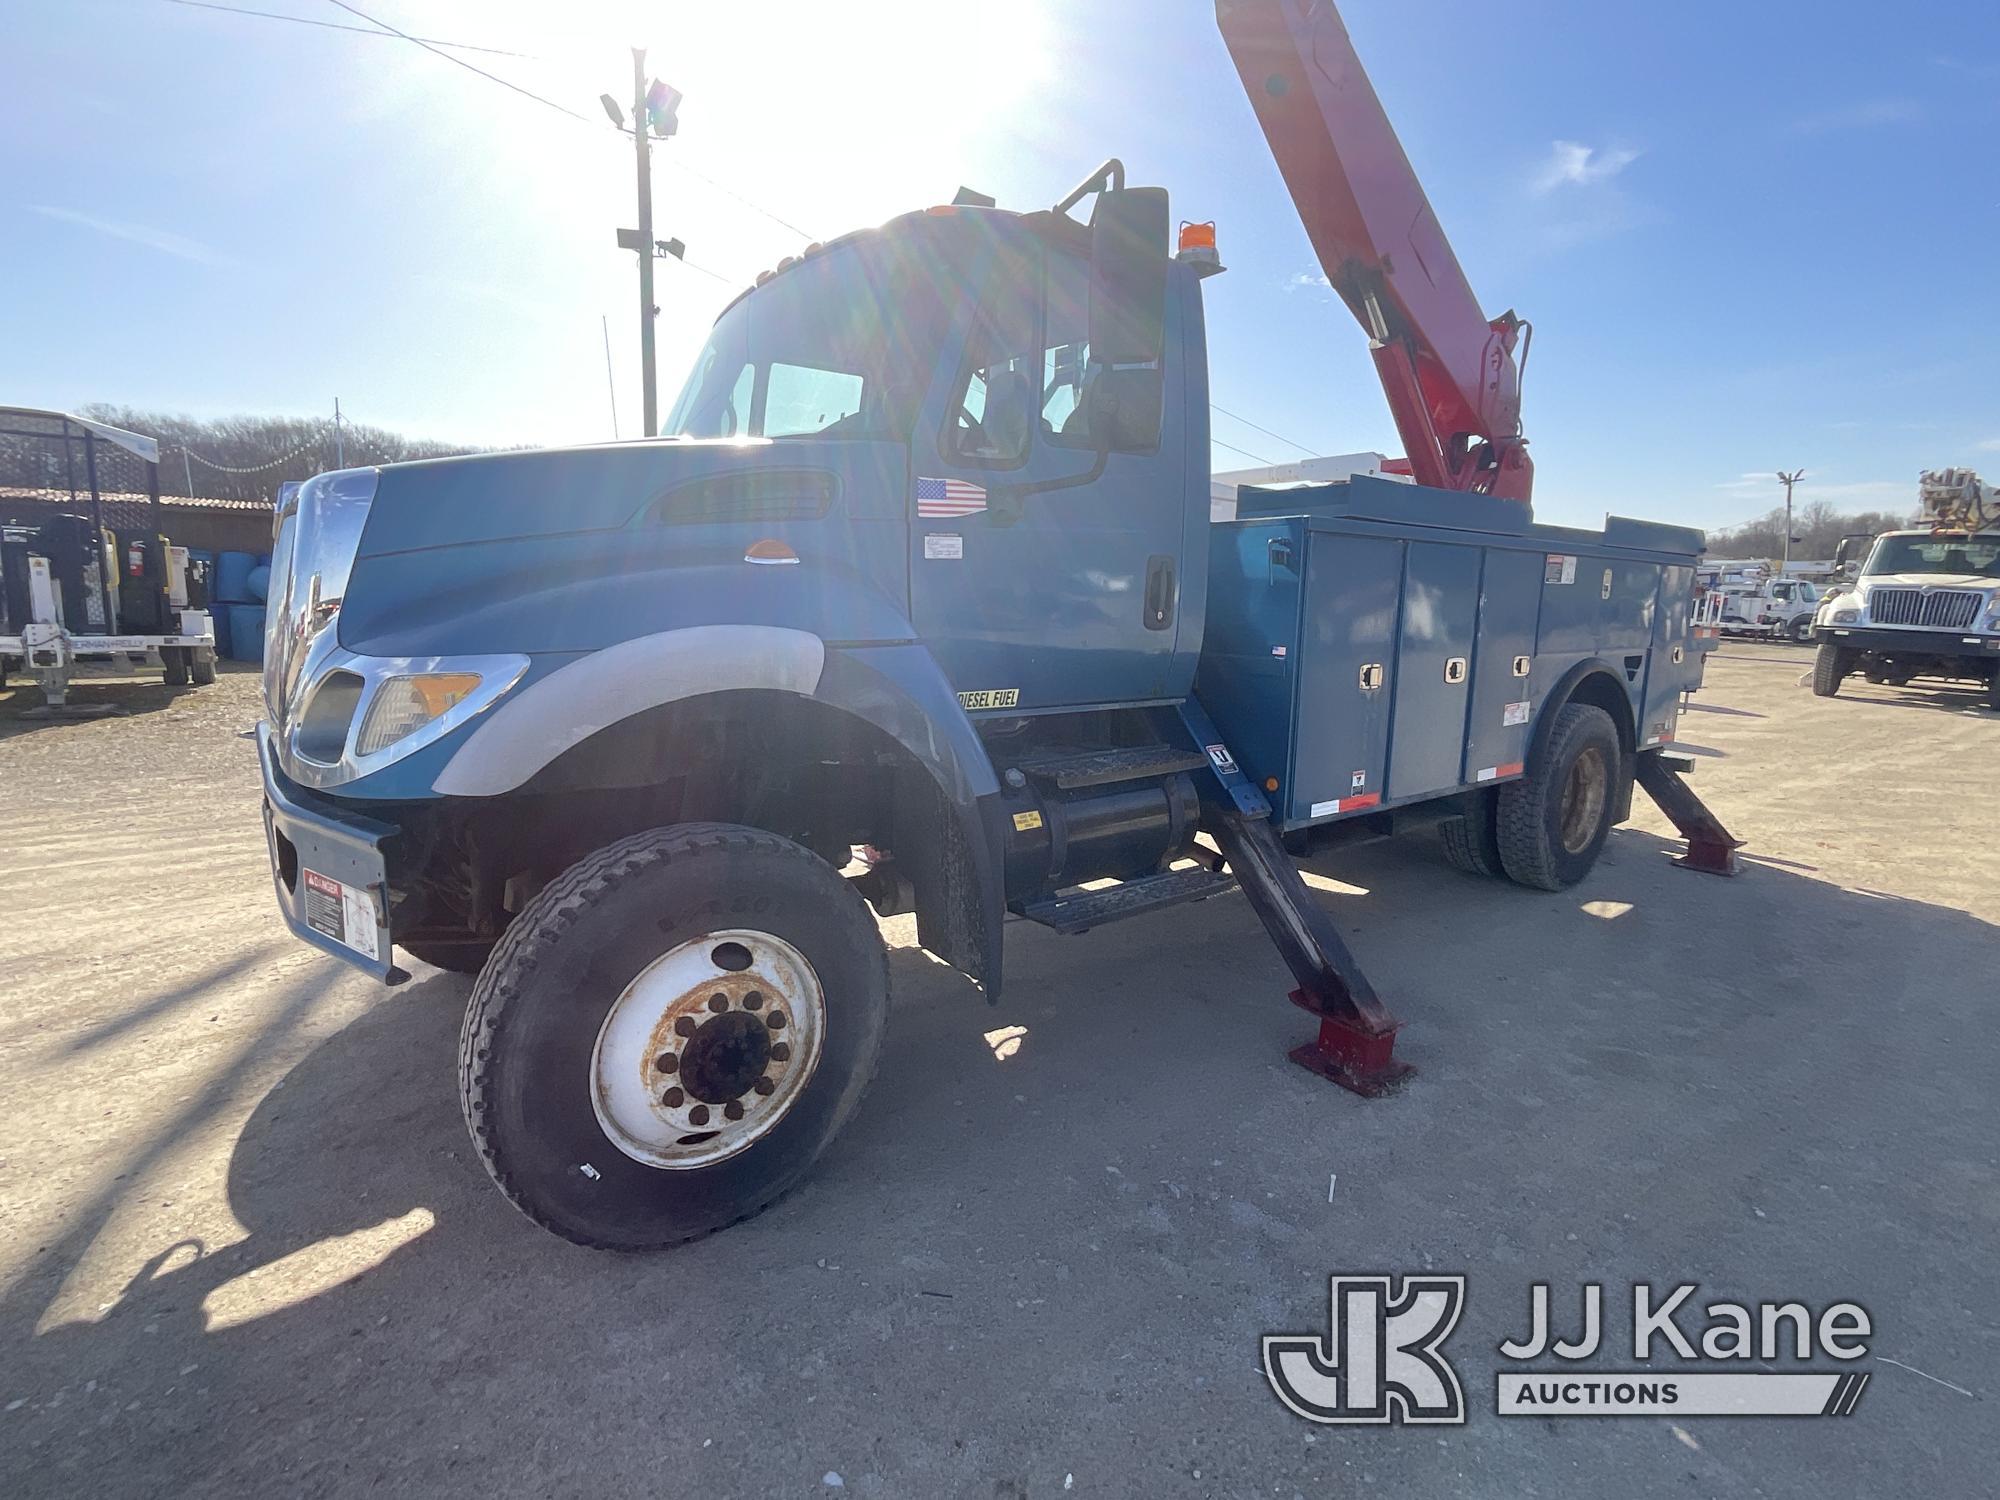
top-left (6, 831), bottom-right (1997, 1492)
top-left (0, 675), bottom-right (199, 736)
top-left (1830, 684), bottom-right (1997, 718)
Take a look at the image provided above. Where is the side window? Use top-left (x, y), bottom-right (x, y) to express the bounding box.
top-left (1042, 254), bottom-right (1091, 448)
top-left (1043, 249), bottom-right (1163, 455)
top-left (945, 245), bottom-right (1038, 468)
top-left (765, 362), bottom-right (865, 438)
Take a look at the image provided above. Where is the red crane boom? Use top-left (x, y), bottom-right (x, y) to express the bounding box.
top-left (1217, 0), bottom-right (1533, 503)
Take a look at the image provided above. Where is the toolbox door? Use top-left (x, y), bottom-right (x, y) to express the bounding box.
top-left (1290, 532), bottom-right (1402, 823)
top-left (1386, 542), bottom-right (1482, 800)
top-left (1464, 546), bottom-right (1545, 782)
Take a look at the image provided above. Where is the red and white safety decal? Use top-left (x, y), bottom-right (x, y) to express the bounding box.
top-left (301, 868), bottom-right (380, 961)
top-left (1308, 792), bottom-right (1382, 818)
top-left (1474, 761), bottom-right (1526, 783)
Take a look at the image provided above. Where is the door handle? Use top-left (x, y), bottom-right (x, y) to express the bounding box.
top-left (1144, 554), bottom-right (1175, 631)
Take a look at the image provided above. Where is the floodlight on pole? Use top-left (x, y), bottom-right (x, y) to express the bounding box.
top-left (599, 93), bottom-right (625, 128)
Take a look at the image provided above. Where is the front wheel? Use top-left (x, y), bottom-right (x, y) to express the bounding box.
top-left (1496, 704), bottom-right (1622, 891)
top-left (1791, 616), bottom-right (1814, 644)
top-left (1811, 642), bottom-right (1848, 697)
top-left (460, 823), bottom-right (888, 1251)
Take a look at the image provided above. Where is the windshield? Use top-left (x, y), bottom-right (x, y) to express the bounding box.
top-left (664, 238), bottom-right (945, 443)
top-left (1862, 534), bottom-right (2000, 578)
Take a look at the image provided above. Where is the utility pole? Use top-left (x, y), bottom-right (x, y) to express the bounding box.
top-left (1776, 469), bottom-right (1804, 575)
top-left (605, 60), bottom-right (681, 439)
top-left (631, 49), bottom-right (658, 438)
top-left (334, 397), bottom-right (346, 468)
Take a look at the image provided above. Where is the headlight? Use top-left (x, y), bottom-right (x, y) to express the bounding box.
top-left (1830, 608), bottom-right (1858, 624)
top-left (355, 672), bottom-right (485, 755)
top-left (1986, 599), bottom-right (2000, 629)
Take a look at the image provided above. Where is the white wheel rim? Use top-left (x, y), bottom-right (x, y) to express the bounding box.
top-left (590, 929), bottom-right (826, 1170)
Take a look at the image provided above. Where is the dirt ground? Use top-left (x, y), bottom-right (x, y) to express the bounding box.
top-left (1, 651), bottom-right (1995, 1498)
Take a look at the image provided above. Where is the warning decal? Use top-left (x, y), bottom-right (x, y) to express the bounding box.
top-left (1544, 554), bottom-right (1577, 585)
top-left (302, 869), bottom-right (379, 961)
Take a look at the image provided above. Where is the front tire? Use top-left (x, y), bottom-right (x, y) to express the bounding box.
top-left (162, 646), bottom-right (189, 686)
top-left (460, 823), bottom-right (888, 1251)
top-left (1790, 616), bottom-right (1814, 644)
top-left (189, 646), bottom-right (216, 685)
top-left (1811, 642), bottom-right (1848, 697)
top-left (1496, 704), bottom-right (1622, 891)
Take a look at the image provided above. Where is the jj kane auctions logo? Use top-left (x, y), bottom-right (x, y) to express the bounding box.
top-left (1265, 1277), bottom-right (1873, 1424)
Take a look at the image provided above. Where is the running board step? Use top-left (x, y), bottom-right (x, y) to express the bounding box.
top-left (1010, 744), bottom-right (1210, 790)
top-left (1015, 868), bottom-right (1237, 935)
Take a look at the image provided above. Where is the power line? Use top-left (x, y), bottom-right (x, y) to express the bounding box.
top-left (1209, 401), bottom-right (1318, 458)
top-left (663, 160), bottom-right (818, 242)
top-left (164, 0), bottom-right (532, 56)
top-left (323, 0), bottom-right (593, 123)
top-left (1211, 436), bottom-right (1275, 466)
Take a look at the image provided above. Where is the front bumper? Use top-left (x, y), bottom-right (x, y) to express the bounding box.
top-left (1819, 625), bottom-right (2000, 658)
top-left (260, 724), bottom-right (400, 981)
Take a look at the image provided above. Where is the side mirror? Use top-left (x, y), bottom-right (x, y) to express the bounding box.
top-left (1089, 186), bottom-right (1169, 366)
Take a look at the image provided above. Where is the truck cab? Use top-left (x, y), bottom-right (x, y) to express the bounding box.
top-left (1811, 528), bottom-right (2000, 704)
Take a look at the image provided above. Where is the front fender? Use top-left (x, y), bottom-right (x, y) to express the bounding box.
top-left (425, 627), bottom-right (1006, 996)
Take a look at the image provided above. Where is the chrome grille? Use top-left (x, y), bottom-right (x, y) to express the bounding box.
top-left (1866, 588), bottom-right (1981, 629)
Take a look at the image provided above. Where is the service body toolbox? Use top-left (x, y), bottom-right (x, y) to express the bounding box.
top-left (1197, 475), bottom-right (1708, 831)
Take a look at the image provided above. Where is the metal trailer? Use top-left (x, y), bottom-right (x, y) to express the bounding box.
top-left (251, 0), bottom-right (1742, 1249)
top-left (0, 407), bottom-right (219, 708)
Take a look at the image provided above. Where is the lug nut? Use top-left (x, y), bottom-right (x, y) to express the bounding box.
top-left (753, 1077), bottom-right (775, 1095)
top-left (766, 1011), bottom-right (787, 1031)
top-left (663, 1087), bottom-right (685, 1107)
top-left (724, 1101), bottom-right (744, 1121)
top-left (688, 1105), bottom-right (710, 1126)
top-left (770, 1042), bottom-right (791, 1063)
top-left (654, 1053), bottom-right (678, 1073)
top-left (674, 1015), bottom-right (698, 1037)
top-left (708, 992), bottom-right (728, 1013)
top-left (744, 991), bottom-right (764, 1010)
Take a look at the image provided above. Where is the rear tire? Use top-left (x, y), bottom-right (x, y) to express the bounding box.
top-left (1811, 642), bottom-right (1848, 697)
top-left (1438, 790), bottom-right (1505, 879)
top-left (1496, 704), bottom-right (1622, 891)
top-left (460, 822), bottom-right (888, 1251)
top-left (189, 646), bottom-right (216, 686)
top-left (162, 647), bottom-right (189, 686)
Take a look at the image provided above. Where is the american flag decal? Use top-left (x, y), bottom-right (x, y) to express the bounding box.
top-left (917, 476), bottom-right (987, 517)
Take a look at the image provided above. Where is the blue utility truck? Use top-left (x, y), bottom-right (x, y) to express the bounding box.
top-left (257, 0), bottom-right (1737, 1248)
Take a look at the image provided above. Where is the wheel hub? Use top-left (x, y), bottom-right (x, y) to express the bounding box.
top-left (591, 929), bottom-right (824, 1170)
top-left (1558, 746), bottom-right (1609, 855)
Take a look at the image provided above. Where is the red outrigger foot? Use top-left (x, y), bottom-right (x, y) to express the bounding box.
top-left (1635, 751), bottom-right (1744, 877)
top-left (1287, 991), bottom-right (1413, 1097)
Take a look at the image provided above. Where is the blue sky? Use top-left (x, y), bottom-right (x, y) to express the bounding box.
top-left (3, 0), bottom-right (1996, 531)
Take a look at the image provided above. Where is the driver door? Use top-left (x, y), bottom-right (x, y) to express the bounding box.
top-left (908, 233), bottom-right (1191, 713)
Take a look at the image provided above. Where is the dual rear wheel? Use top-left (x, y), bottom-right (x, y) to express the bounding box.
top-left (1439, 703), bottom-right (1622, 892)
